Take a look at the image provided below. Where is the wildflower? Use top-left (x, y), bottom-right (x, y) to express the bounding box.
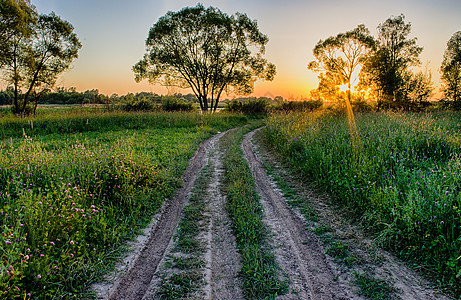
top-left (37, 274), bottom-right (41, 279)
top-left (441, 221), bottom-right (445, 224)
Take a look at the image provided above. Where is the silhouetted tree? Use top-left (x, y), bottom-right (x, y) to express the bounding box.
top-left (441, 31), bottom-right (461, 109)
top-left (133, 4), bottom-right (276, 112)
top-left (361, 14), bottom-right (423, 109)
top-left (308, 24), bottom-right (375, 103)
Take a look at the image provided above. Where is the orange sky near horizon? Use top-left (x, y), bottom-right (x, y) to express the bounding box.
top-left (23, 0), bottom-right (461, 100)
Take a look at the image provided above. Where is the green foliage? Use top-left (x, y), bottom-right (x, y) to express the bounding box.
top-left (354, 272), bottom-right (397, 300)
top-left (224, 98), bottom-right (270, 114)
top-left (361, 14), bottom-right (426, 110)
top-left (221, 124), bottom-right (288, 299)
top-left (0, 111), bottom-right (248, 298)
top-left (274, 99), bottom-right (323, 112)
top-left (266, 111), bottom-right (461, 296)
top-left (133, 4), bottom-right (276, 112)
top-left (441, 31), bottom-right (461, 108)
top-left (122, 95), bottom-right (155, 112)
top-left (162, 97), bottom-right (194, 112)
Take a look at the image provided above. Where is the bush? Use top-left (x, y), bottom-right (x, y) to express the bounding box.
top-left (162, 97), bottom-right (194, 112)
top-left (123, 97), bottom-right (155, 112)
top-left (274, 99), bottom-right (323, 112)
top-left (225, 98), bottom-right (269, 115)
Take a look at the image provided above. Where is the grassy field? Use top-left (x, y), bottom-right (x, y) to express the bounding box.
top-left (0, 110), bottom-right (248, 299)
top-left (265, 111), bottom-right (461, 295)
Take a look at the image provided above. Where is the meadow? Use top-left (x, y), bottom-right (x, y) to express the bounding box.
top-left (0, 110), bottom-right (248, 299)
top-left (265, 111), bottom-right (461, 294)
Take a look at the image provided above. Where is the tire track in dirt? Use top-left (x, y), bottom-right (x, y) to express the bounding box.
top-left (242, 128), bottom-right (355, 300)
top-left (101, 129), bottom-right (243, 300)
top-left (249, 127), bottom-right (452, 300)
top-left (105, 131), bottom-right (225, 300)
top-left (203, 137), bottom-right (244, 299)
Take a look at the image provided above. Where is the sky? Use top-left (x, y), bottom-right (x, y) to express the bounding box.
top-left (28, 0), bottom-right (461, 100)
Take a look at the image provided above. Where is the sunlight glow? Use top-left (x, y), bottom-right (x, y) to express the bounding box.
top-left (339, 84), bottom-right (348, 92)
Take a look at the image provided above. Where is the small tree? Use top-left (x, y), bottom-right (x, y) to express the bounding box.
top-left (133, 4), bottom-right (276, 112)
top-left (20, 12), bottom-right (81, 116)
top-left (441, 31), bottom-right (461, 109)
top-left (308, 24), bottom-right (375, 103)
top-left (308, 25), bottom-right (375, 152)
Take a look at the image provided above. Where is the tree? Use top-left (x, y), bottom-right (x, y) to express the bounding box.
top-left (0, 0), bottom-right (35, 62)
top-left (308, 24), bottom-right (375, 103)
top-left (440, 31), bottom-right (461, 108)
top-left (19, 12), bottom-right (81, 115)
top-left (133, 4), bottom-right (276, 112)
top-left (401, 69), bottom-right (433, 110)
top-left (308, 25), bottom-right (375, 153)
top-left (0, 0), bottom-right (37, 112)
top-left (361, 14), bottom-right (423, 108)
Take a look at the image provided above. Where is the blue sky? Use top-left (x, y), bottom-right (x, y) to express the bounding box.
top-left (30, 0), bottom-right (461, 99)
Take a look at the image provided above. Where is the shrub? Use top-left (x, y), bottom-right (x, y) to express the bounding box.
top-left (162, 97), bottom-right (194, 112)
top-left (123, 96), bottom-right (155, 112)
top-left (274, 99), bottom-right (323, 112)
top-left (224, 98), bottom-right (269, 115)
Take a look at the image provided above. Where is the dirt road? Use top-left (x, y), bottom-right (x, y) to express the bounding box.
top-left (95, 127), bottom-right (450, 300)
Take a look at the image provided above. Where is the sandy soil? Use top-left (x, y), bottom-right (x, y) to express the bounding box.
top-left (94, 127), bottom-right (452, 300)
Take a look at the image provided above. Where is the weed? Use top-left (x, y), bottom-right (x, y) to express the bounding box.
top-left (354, 272), bottom-right (398, 300)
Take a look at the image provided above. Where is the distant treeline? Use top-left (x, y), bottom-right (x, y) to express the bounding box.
top-left (0, 87), bottom-right (197, 106)
top-left (0, 87), bottom-right (324, 114)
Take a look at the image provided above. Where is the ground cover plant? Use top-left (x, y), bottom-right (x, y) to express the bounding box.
top-left (0, 111), bottom-right (248, 299)
top-left (221, 123), bottom-right (288, 299)
top-left (265, 111), bottom-right (461, 296)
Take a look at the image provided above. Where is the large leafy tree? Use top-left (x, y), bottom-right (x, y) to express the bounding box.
top-left (361, 14), bottom-right (424, 108)
top-left (133, 4), bottom-right (276, 112)
top-left (19, 12), bottom-right (81, 115)
top-left (440, 31), bottom-right (461, 108)
top-left (0, 0), bottom-right (37, 113)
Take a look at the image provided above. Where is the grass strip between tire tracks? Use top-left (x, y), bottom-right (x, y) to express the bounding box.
top-left (220, 123), bottom-right (288, 299)
top-left (156, 163), bottom-right (213, 299)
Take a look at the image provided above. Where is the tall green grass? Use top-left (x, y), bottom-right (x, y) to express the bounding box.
top-left (0, 110), bottom-right (248, 140)
top-left (266, 111), bottom-right (461, 295)
top-left (0, 111), bottom-right (248, 299)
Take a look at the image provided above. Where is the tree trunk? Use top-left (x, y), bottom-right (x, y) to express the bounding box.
top-left (213, 98), bottom-right (219, 112)
top-left (21, 70), bottom-right (39, 116)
